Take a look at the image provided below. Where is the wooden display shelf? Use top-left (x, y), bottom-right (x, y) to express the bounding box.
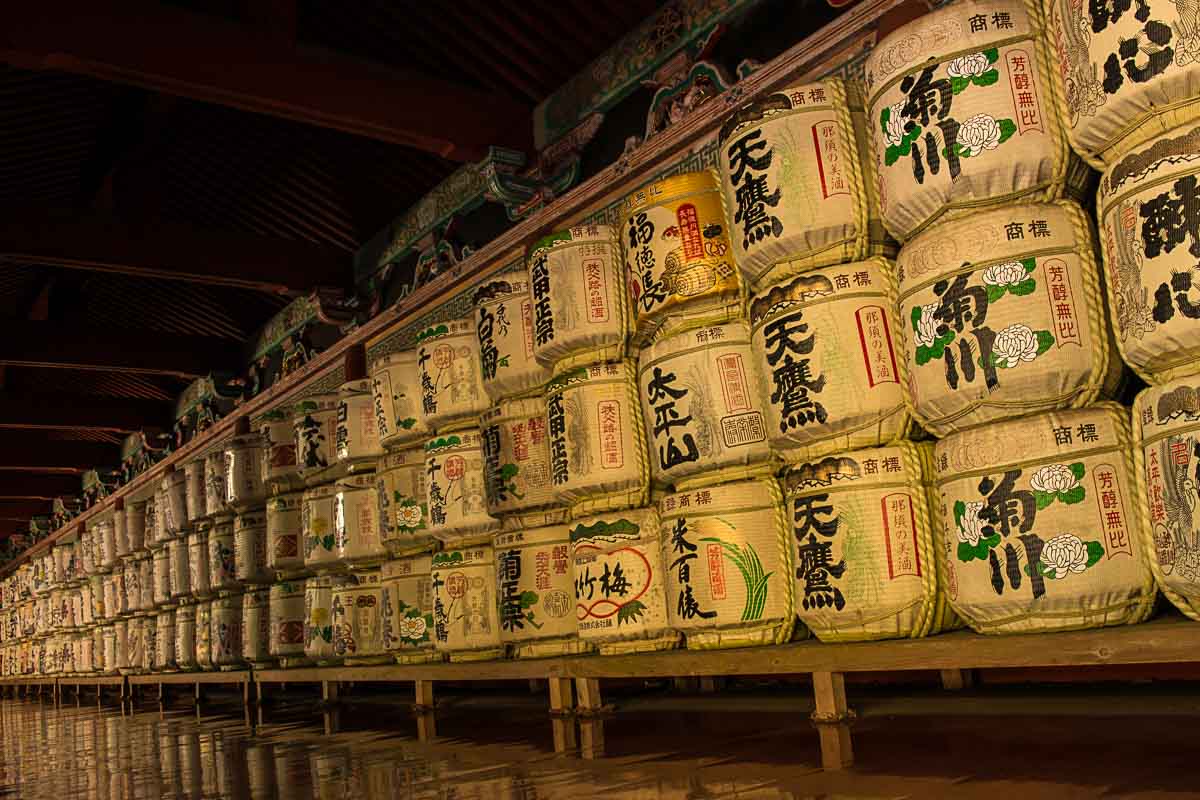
top-left (127, 669), bottom-right (250, 686)
top-left (57, 675), bottom-right (124, 686)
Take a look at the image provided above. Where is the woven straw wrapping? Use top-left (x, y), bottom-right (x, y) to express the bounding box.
top-left (892, 200), bottom-right (1118, 437)
top-left (431, 546), bottom-right (504, 661)
top-left (375, 447), bottom-right (436, 557)
top-left (570, 506), bottom-right (680, 655)
top-left (268, 579), bottom-right (306, 658)
top-left (370, 349), bottom-right (431, 449)
top-left (659, 477), bottom-right (797, 650)
top-left (862, 0), bottom-right (1086, 242)
top-left (1097, 119), bottom-right (1200, 383)
top-left (380, 554), bottom-right (438, 663)
top-left (494, 524), bottom-right (589, 657)
top-left (331, 569), bottom-right (386, 661)
top-left (423, 431), bottom-right (501, 546)
top-left (416, 317), bottom-right (489, 434)
top-left (716, 77), bottom-right (896, 292)
top-left (528, 224), bottom-right (631, 374)
top-left (1133, 375), bottom-right (1200, 620)
top-left (480, 396), bottom-right (560, 517)
top-left (301, 483), bottom-right (338, 570)
top-left (934, 403), bottom-right (1156, 634)
top-left (545, 360), bottom-right (651, 519)
top-left (304, 574), bottom-right (353, 664)
top-left (638, 320), bottom-right (776, 489)
top-left (785, 441), bottom-right (956, 642)
top-left (621, 171), bottom-right (746, 345)
top-left (473, 270), bottom-right (553, 402)
top-left (331, 474), bottom-right (387, 567)
top-left (750, 257), bottom-right (911, 464)
top-left (1043, 0), bottom-right (1200, 169)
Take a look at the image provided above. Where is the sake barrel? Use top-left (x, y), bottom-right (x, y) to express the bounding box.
top-left (204, 451), bottom-right (228, 517)
top-left (293, 394), bottom-right (339, 485)
top-left (784, 442), bottom-right (957, 642)
top-left (96, 519), bottom-right (117, 572)
top-left (897, 201), bottom-right (1116, 436)
top-left (335, 378), bottom-right (384, 472)
top-left (125, 501), bottom-right (146, 553)
top-left (424, 431), bottom-right (501, 545)
top-left (169, 537), bottom-right (191, 601)
top-left (266, 492), bottom-right (305, 577)
top-left (863, 0), bottom-right (1084, 241)
top-left (528, 224), bottom-right (629, 373)
top-left (302, 483), bottom-right (339, 570)
top-left (105, 572), bottom-right (128, 618)
top-left (304, 574), bottom-right (352, 664)
top-left (331, 569), bottom-right (388, 664)
top-left (259, 408), bottom-right (301, 490)
top-left (369, 349), bottom-right (431, 449)
top-left (184, 458), bottom-right (206, 524)
top-left (207, 518), bottom-right (240, 593)
top-left (638, 321), bottom-right (774, 487)
top-left (187, 526), bottom-right (211, 598)
top-left (234, 511), bottom-right (272, 585)
top-left (139, 613), bottom-right (156, 672)
top-left (660, 478), bottom-right (795, 648)
top-left (1098, 122), bottom-right (1200, 382)
top-left (175, 602), bottom-right (197, 670)
top-left (268, 579), bottom-right (307, 664)
top-left (136, 553), bottom-right (154, 610)
top-left (162, 469), bottom-right (188, 538)
top-left (155, 608), bottom-right (177, 671)
top-left (621, 171), bottom-right (742, 343)
top-left (749, 258), bottom-right (909, 462)
top-left (121, 559), bottom-right (140, 614)
top-left (195, 601), bottom-right (212, 670)
top-left (380, 555), bottom-right (438, 664)
top-left (334, 473), bottom-right (387, 567)
top-left (1134, 377), bottom-right (1200, 619)
top-left (376, 448), bottom-right (434, 556)
top-left (91, 627), bottom-right (103, 673)
top-left (431, 546), bottom-right (504, 661)
top-left (101, 625), bottom-right (117, 675)
top-left (934, 403), bottom-right (1156, 633)
top-left (544, 361), bottom-right (650, 516)
top-left (210, 593), bottom-right (243, 669)
top-left (225, 434), bottom-right (267, 511)
top-left (241, 587), bottom-right (273, 667)
top-left (75, 631), bottom-right (92, 674)
top-left (80, 528), bottom-right (95, 576)
top-left (717, 78), bottom-right (894, 290)
top-left (473, 269), bottom-right (553, 401)
top-left (1044, 0), bottom-right (1200, 167)
top-left (480, 397), bottom-right (561, 519)
top-left (114, 506), bottom-right (129, 559)
top-left (114, 618), bottom-right (131, 674)
top-left (416, 317), bottom-right (489, 432)
top-left (151, 546), bottom-right (172, 607)
top-left (494, 525), bottom-right (585, 657)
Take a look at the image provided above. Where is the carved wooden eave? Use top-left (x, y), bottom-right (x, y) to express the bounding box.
top-left (0, 0), bottom-right (907, 577)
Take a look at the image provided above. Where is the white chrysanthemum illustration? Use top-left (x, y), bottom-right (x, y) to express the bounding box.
top-left (957, 500), bottom-right (987, 546)
top-left (398, 504), bottom-right (423, 528)
top-left (884, 101), bottom-right (909, 147)
top-left (1040, 533), bottom-right (1088, 578)
top-left (1030, 463), bottom-right (1079, 494)
top-left (914, 302), bottom-right (939, 348)
top-left (399, 616), bottom-right (427, 640)
top-left (957, 113), bottom-right (1002, 157)
top-left (992, 323), bottom-right (1039, 367)
top-left (981, 261), bottom-right (1027, 287)
top-left (946, 52), bottom-right (991, 78)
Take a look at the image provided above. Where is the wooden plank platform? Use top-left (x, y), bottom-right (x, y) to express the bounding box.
top-left (127, 670), bottom-right (251, 686)
top-left (57, 675), bottom-right (124, 687)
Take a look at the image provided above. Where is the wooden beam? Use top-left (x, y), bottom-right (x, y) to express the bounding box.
top-left (0, 439), bottom-right (115, 470)
top-left (0, 499), bottom-right (52, 519)
top-left (0, 209), bottom-right (350, 294)
top-left (0, 473), bottom-right (82, 500)
top-left (0, 319), bottom-right (239, 378)
top-left (0, 392), bottom-right (168, 432)
top-left (0, 0), bottom-right (531, 162)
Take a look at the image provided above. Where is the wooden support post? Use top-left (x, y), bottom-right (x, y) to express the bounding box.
top-left (548, 677), bottom-right (576, 755)
top-left (323, 680), bottom-right (340, 736)
top-left (414, 680), bottom-right (434, 710)
top-left (940, 669), bottom-right (974, 691)
top-left (575, 678), bottom-right (604, 760)
top-left (414, 680), bottom-right (436, 741)
top-left (322, 680), bottom-right (339, 702)
top-left (698, 677), bottom-right (722, 693)
top-left (811, 672), bottom-right (854, 770)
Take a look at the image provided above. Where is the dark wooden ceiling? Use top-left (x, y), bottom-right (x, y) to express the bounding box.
top-left (0, 0), bottom-right (661, 537)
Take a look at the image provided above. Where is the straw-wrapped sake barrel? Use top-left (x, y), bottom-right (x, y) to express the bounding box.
top-left (293, 394), bottom-right (338, 485)
top-left (210, 593), bottom-right (243, 669)
top-left (151, 546), bottom-right (172, 607)
top-left (234, 512), bottom-right (271, 585)
top-left (544, 361), bottom-right (650, 517)
top-left (638, 321), bottom-right (774, 488)
top-left (269, 579), bottom-right (307, 665)
top-left (260, 408), bottom-right (302, 491)
top-left (1098, 121), bottom-right (1200, 383)
top-left (416, 318), bottom-right (489, 432)
top-left (473, 269), bottom-right (552, 401)
top-left (241, 587), bottom-right (273, 667)
top-left (718, 78), bottom-right (893, 291)
top-left (935, 403), bottom-right (1156, 633)
top-left (784, 442), bottom-right (956, 641)
top-left (266, 492), bottom-right (304, 577)
top-left (570, 506), bottom-right (678, 654)
top-left (480, 397), bottom-right (561, 520)
top-left (1044, 0), bottom-right (1200, 167)
top-left (169, 538), bottom-right (190, 600)
top-left (155, 608), bottom-right (176, 671)
top-left (195, 601), bottom-right (212, 670)
top-left (126, 501), bottom-right (146, 553)
top-left (369, 350), bottom-right (431, 449)
top-left (175, 602), bottom-right (197, 670)
top-left (187, 528), bottom-right (210, 598)
top-left (331, 569), bottom-right (387, 664)
top-left (335, 379), bottom-right (383, 472)
top-left (424, 432), bottom-right (500, 545)
top-left (621, 171), bottom-right (743, 343)
top-left (136, 553), bottom-right (154, 610)
top-left (1134, 377), bottom-right (1200, 619)
top-left (864, 0), bottom-right (1086, 241)
top-left (493, 525), bottom-right (584, 658)
top-left (207, 518), bottom-right (239, 593)
top-left (304, 574), bottom-right (353, 665)
top-left (431, 546), bottom-right (504, 661)
top-left (749, 258), bottom-right (909, 462)
top-left (528, 224), bottom-right (629, 373)
top-left (333, 473), bottom-right (387, 568)
top-left (896, 201), bottom-right (1117, 436)
top-left (205, 452), bottom-right (228, 517)
top-left (376, 448), bottom-right (434, 556)
top-left (302, 484), bottom-right (339, 571)
top-left (184, 459), bottom-right (206, 525)
top-left (660, 478), bottom-right (795, 648)
top-left (380, 554), bottom-right (438, 664)
top-left (225, 435), bottom-right (267, 511)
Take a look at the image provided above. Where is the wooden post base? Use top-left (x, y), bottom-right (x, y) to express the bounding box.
top-left (548, 677), bottom-right (576, 754)
top-left (811, 671), bottom-right (854, 770)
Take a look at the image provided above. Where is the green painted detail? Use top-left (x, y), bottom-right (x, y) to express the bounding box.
top-left (424, 435), bottom-right (462, 452)
top-left (616, 599), bottom-right (646, 626)
top-left (415, 324), bottom-right (450, 344)
top-left (569, 518), bottom-right (641, 544)
top-left (699, 537), bottom-right (773, 621)
top-left (531, 229), bottom-right (574, 255)
top-left (432, 551), bottom-right (465, 568)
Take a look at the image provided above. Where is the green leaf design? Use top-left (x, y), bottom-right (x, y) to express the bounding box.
top-left (415, 324), bottom-right (450, 343)
top-left (957, 534), bottom-right (1001, 562)
top-left (321, 534), bottom-right (335, 551)
top-left (616, 599), bottom-right (646, 627)
top-left (569, 518), bottom-right (640, 543)
top-left (431, 551), bottom-right (464, 567)
top-left (883, 121), bottom-right (922, 166)
top-left (915, 330), bottom-right (955, 365)
top-left (1035, 330), bottom-right (1055, 355)
top-left (982, 47), bottom-right (999, 63)
top-left (498, 355), bottom-right (510, 368)
top-left (997, 118), bottom-right (1017, 144)
top-left (519, 591), bottom-right (539, 609)
top-left (1085, 540), bottom-right (1105, 567)
top-left (985, 284), bottom-right (1007, 304)
top-left (1024, 560), bottom-right (1055, 578)
top-left (1069, 462), bottom-right (1086, 480)
top-left (1034, 490), bottom-right (1056, 510)
top-left (972, 69), bottom-right (1000, 87)
top-left (700, 537), bottom-right (772, 621)
top-left (1008, 278), bottom-right (1037, 296)
top-left (398, 417), bottom-right (416, 430)
top-left (1021, 257), bottom-right (1037, 273)
top-left (1060, 485), bottom-right (1086, 505)
top-left (500, 463), bottom-right (519, 481)
top-left (953, 500), bottom-right (966, 528)
top-left (880, 105), bottom-right (890, 136)
top-left (424, 434), bottom-right (462, 452)
top-left (950, 75), bottom-right (970, 94)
